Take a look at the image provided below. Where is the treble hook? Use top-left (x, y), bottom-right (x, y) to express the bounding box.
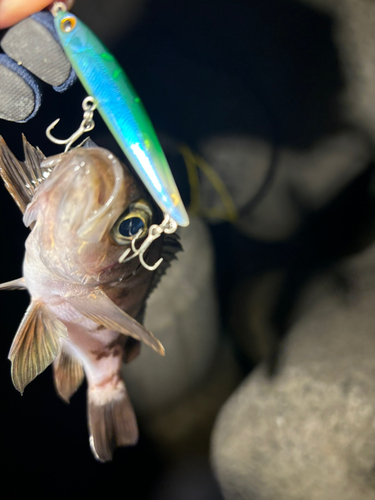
top-left (46, 96), bottom-right (97, 152)
top-left (119, 214), bottom-right (178, 271)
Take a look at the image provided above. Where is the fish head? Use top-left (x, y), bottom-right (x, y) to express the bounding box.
top-left (24, 146), bottom-right (160, 284)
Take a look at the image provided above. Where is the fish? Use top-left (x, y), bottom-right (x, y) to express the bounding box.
top-left (0, 135), bottom-right (181, 461)
top-left (51, 3), bottom-right (190, 228)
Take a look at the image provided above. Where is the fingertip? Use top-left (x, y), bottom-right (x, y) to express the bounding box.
top-left (0, 0), bottom-right (74, 30)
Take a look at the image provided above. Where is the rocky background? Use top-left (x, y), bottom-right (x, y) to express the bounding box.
top-left (1, 0), bottom-right (375, 499)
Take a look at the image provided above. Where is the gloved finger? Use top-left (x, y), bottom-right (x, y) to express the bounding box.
top-left (1, 12), bottom-right (76, 91)
top-left (0, 11), bottom-right (76, 122)
top-left (0, 54), bottom-right (41, 122)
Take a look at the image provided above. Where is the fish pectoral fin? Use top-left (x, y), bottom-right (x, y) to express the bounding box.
top-left (65, 289), bottom-right (165, 356)
top-left (0, 277), bottom-right (27, 290)
top-left (8, 300), bottom-right (68, 394)
top-left (53, 348), bottom-right (84, 403)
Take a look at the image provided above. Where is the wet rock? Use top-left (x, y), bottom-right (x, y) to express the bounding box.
top-left (199, 130), bottom-right (371, 241)
top-left (211, 244), bottom-right (375, 500)
top-left (124, 217), bottom-right (220, 413)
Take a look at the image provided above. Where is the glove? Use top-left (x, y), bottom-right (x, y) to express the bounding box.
top-left (0, 11), bottom-right (76, 123)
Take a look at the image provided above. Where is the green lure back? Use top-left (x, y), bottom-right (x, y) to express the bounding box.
top-left (53, 9), bottom-right (189, 227)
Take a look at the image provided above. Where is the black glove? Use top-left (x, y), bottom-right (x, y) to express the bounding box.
top-left (0, 11), bottom-right (76, 123)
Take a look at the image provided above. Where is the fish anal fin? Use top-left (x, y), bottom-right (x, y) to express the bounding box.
top-left (66, 289), bottom-right (165, 356)
top-left (88, 381), bottom-right (138, 462)
top-left (8, 300), bottom-right (68, 394)
top-left (53, 348), bottom-right (84, 403)
top-left (0, 277), bottom-right (27, 290)
top-left (123, 337), bottom-right (141, 364)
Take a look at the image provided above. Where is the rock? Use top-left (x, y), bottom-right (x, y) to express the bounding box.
top-left (211, 244), bottom-right (375, 500)
top-left (197, 136), bottom-right (272, 220)
top-left (199, 130), bottom-right (371, 241)
top-left (299, 0), bottom-right (375, 141)
top-left (151, 457), bottom-right (224, 500)
top-left (228, 271), bottom-right (284, 365)
top-left (123, 217), bottom-right (220, 413)
top-left (143, 343), bottom-right (242, 456)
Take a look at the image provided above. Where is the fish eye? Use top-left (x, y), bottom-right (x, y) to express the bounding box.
top-left (111, 199), bottom-right (153, 245)
top-left (119, 217), bottom-right (144, 237)
top-left (60, 15), bottom-right (76, 33)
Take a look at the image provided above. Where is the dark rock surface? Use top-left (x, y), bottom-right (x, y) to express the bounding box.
top-left (211, 244), bottom-right (375, 500)
top-left (199, 130), bottom-right (371, 240)
top-left (300, 0), bottom-right (375, 140)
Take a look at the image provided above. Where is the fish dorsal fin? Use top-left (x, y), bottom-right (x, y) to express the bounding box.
top-left (65, 289), bottom-right (165, 356)
top-left (147, 232), bottom-right (182, 297)
top-left (0, 136), bottom-right (31, 212)
top-left (0, 277), bottom-right (27, 290)
top-left (22, 134), bottom-right (45, 190)
top-left (78, 137), bottom-right (99, 149)
top-left (8, 300), bottom-right (68, 394)
top-left (0, 135), bottom-right (46, 213)
top-left (53, 348), bottom-right (84, 403)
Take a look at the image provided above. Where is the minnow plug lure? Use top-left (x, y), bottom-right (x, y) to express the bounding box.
top-left (50, 2), bottom-right (189, 238)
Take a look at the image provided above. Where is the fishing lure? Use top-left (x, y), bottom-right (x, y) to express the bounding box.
top-left (49, 2), bottom-right (189, 242)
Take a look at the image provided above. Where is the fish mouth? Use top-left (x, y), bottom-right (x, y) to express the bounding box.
top-left (71, 149), bottom-right (128, 243)
top-left (26, 147), bottom-right (130, 243)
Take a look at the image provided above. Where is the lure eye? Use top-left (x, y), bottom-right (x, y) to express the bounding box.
top-left (111, 199), bottom-right (153, 245)
top-left (60, 16), bottom-right (76, 33)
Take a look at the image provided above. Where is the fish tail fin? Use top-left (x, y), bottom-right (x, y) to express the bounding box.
top-left (88, 379), bottom-right (138, 462)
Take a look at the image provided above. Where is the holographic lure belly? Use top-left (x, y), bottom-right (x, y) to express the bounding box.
top-left (50, 2), bottom-right (189, 230)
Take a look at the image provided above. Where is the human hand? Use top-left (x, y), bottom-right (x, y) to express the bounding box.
top-left (0, 0), bottom-right (74, 30)
top-left (0, 0), bottom-right (77, 122)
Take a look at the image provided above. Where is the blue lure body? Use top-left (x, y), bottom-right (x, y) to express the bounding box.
top-left (53, 9), bottom-right (189, 227)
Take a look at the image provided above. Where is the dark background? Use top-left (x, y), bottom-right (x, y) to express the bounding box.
top-left (0, 1), bottom-right (373, 498)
